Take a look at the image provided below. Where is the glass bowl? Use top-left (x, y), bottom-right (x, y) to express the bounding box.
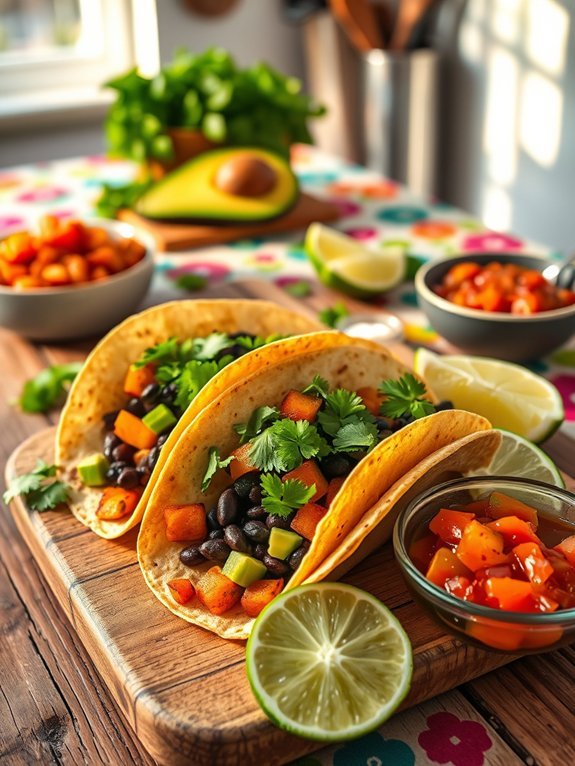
top-left (393, 476), bottom-right (575, 654)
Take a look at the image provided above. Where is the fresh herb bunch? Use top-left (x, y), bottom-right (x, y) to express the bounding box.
top-left (3, 461), bottom-right (70, 512)
top-left (18, 362), bottom-right (83, 414)
top-left (104, 48), bottom-right (326, 164)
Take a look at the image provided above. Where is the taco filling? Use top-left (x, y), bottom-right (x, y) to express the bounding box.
top-left (158, 373), bottom-right (452, 618)
top-left (82, 332), bottom-right (284, 518)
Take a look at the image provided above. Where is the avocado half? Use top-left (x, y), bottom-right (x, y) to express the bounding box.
top-left (135, 147), bottom-right (300, 223)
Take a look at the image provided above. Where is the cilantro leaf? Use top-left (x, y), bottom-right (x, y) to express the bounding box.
top-left (3, 460), bottom-right (70, 511)
top-left (175, 273), bottom-right (207, 291)
top-left (136, 337), bottom-right (180, 368)
top-left (174, 357), bottom-right (232, 412)
top-left (332, 420), bottom-right (378, 452)
top-left (301, 375), bottom-right (330, 399)
top-left (19, 362), bottom-right (83, 414)
top-left (249, 429), bottom-right (284, 473)
top-left (283, 280), bottom-right (312, 298)
top-left (260, 474), bottom-right (315, 517)
top-left (193, 332), bottom-right (232, 361)
top-left (379, 374), bottom-right (436, 420)
top-left (248, 418), bottom-right (330, 473)
top-left (318, 302), bottom-right (349, 328)
top-left (234, 406), bottom-right (280, 444)
top-left (318, 388), bottom-right (374, 437)
top-left (233, 334), bottom-right (283, 351)
top-left (201, 447), bottom-right (235, 493)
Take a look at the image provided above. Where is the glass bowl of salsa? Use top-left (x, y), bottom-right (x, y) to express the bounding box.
top-left (414, 253), bottom-right (575, 361)
top-left (393, 475), bottom-right (575, 653)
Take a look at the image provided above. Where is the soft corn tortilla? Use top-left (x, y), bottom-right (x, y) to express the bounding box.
top-left (137, 343), bottom-right (493, 640)
top-left (56, 299), bottom-right (326, 539)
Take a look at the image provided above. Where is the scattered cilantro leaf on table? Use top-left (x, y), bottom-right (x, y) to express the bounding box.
top-left (260, 474), bottom-right (315, 518)
top-left (379, 374), bottom-right (436, 420)
top-left (175, 274), bottom-right (208, 292)
top-left (202, 448), bottom-right (235, 493)
top-left (318, 302), bottom-right (349, 328)
top-left (3, 460), bottom-right (70, 511)
top-left (19, 362), bottom-right (83, 414)
top-left (284, 280), bottom-right (312, 298)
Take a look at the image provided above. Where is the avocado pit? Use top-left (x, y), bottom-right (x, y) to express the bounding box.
top-left (214, 154), bottom-right (277, 198)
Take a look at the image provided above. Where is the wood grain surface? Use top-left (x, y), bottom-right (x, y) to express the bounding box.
top-left (1, 279), bottom-right (575, 766)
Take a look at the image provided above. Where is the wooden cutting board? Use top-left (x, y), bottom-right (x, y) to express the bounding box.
top-left (5, 280), bottom-right (575, 766)
top-left (118, 193), bottom-right (340, 251)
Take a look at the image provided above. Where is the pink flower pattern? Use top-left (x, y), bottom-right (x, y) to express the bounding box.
top-left (418, 712), bottom-right (492, 766)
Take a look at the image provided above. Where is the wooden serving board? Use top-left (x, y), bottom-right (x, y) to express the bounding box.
top-left (118, 193), bottom-right (340, 251)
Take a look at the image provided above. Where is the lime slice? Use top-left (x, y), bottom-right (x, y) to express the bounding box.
top-left (305, 223), bottom-right (406, 299)
top-left (413, 348), bottom-right (564, 443)
top-left (468, 429), bottom-right (565, 487)
top-left (245, 583), bottom-right (412, 742)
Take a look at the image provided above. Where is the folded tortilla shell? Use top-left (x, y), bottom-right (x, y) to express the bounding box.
top-left (137, 343), bottom-right (491, 639)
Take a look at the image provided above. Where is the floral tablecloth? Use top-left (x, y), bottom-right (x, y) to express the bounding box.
top-left (1, 144), bottom-right (574, 766)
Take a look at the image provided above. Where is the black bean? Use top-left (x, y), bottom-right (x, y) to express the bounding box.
top-left (233, 472), bottom-right (260, 499)
top-left (253, 544), bottom-right (267, 561)
top-left (118, 467), bottom-right (139, 490)
top-left (141, 382), bottom-right (161, 405)
top-left (320, 453), bottom-right (355, 479)
top-left (157, 433), bottom-right (169, 447)
top-left (263, 554), bottom-right (290, 577)
top-left (435, 400), bottom-right (454, 412)
top-left (103, 432), bottom-right (121, 460)
top-left (179, 546), bottom-right (204, 567)
top-left (206, 507), bottom-right (221, 532)
top-left (112, 443), bottom-right (136, 463)
top-left (209, 529), bottom-right (224, 540)
top-left (266, 514), bottom-right (293, 530)
top-left (288, 546), bottom-right (307, 571)
top-left (217, 488), bottom-right (239, 527)
top-left (248, 485), bottom-right (262, 504)
top-left (137, 465), bottom-right (151, 485)
top-left (102, 410), bottom-right (120, 430)
top-left (148, 445), bottom-right (160, 469)
top-left (243, 520), bottom-right (269, 544)
top-left (223, 524), bottom-right (250, 553)
top-left (246, 505), bottom-right (266, 521)
top-left (106, 461), bottom-right (128, 483)
top-left (126, 397), bottom-right (146, 417)
top-left (217, 343), bottom-right (245, 360)
top-left (199, 539), bottom-right (231, 564)
top-left (160, 382), bottom-right (178, 404)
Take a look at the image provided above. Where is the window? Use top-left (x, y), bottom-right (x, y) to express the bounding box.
top-left (0, 0), bottom-right (159, 122)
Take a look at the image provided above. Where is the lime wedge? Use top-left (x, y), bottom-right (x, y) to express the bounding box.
top-left (305, 223), bottom-right (406, 299)
top-left (413, 348), bottom-right (564, 443)
top-left (469, 429), bottom-right (565, 487)
top-left (245, 583), bottom-right (412, 742)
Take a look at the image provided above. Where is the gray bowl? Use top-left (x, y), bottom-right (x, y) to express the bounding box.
top-left (415, 252), bottom-right (575, 361)
top-left (0, 219), bottom-right (155, 341)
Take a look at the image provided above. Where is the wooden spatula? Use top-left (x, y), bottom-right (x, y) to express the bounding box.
top-left (329, 0), bottom-right (385, 52)
top-left (389, 0), bottom-right (437, 51)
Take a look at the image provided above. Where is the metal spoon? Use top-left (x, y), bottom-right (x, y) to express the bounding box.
top-left (542, 256), bottom-right (575, 290)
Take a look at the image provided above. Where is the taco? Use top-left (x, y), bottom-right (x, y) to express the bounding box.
top-left (56, 299), bottom-right (327, 539)
top-left (137, 342), bottom-right (495, 639)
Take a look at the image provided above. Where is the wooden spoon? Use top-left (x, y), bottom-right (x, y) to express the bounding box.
top-left (329, 0), bottom-right (385, 52)
top-left (389, 0), bottom-right (438, 51)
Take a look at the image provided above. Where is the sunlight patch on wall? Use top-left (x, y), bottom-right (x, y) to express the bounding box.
top-left (483, 46), bottom-right (519, 186)
top-left (527, 0), bottom-right (569, 77)
top-left (468, 0), bottom-right (487, 24)
top-left (459, 20), bottom-right (484, 64)
top-left (492, 0), bottom-right (523, 45)
top-left (482, 184), bottom-right (512, 231)
top-left (520, 71), bottom-right (563, 167)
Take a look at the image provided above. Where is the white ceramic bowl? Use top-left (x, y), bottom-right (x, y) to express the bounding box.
top-left (0, 219), bottom-right (155, 341)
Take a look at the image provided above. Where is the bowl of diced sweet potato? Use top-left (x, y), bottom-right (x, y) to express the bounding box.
top-left (0, 216), bottom-right (155, 340)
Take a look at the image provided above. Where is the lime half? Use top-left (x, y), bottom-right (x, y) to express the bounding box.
top-left (245, 583), bottom-right (412, 742)
top-left (305, 223), bottom-right (406, 299)
top-left (468, 429), bottom-right (565, 487)
top-left (413, 348), bottom-right (564, 443)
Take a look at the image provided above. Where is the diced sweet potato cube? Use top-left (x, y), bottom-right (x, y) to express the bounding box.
top-left (134, 448), bottom-right (151, 466)
top-left (196, 566), bottom-right (243, 615)
top-left (229, 442), bottom-right (258, 481)
top-left (96, 487), bottom-right (140, 520)
top-left (409, 533), bottom-right (438, 573)
top-left (554, 535), bottom-right (575, 567)
top-left (513, 542), bottom-right (553, 585)
top-left (241, 578), bottom-right (284, 617)
top-left (356, 386), bottom-right (383, 416)
top-left (455, 520), bottom-right (508, 571)
top-left (429, 509), bottom-right (476, 545)
top-left (487, 491), bottom-right (539, 527)
top-left (325, 477), bottom-right (345, 507)
top-left (486, 516), bottom-right (541, 547)
top-left (484, 577), bottom-right (558, 613)
top-left (167, 578), bottom-right (195, 605)
top-left (426, 547), bottom-right (472, 587)
top-left (114, 409), bottom-right (158, 450)
top-left (282, 460), bottom-right (328, 502)
top-left (164, 504), bottom-right (207, 542)
top-left (123, 363), bottom-right (156, 398)
top-left (280, 390), bottom-right (322, 422)
top-left (290, 503), bottom-right (327, 541)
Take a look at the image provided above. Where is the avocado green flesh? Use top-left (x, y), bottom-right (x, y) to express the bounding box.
top-left (222, 551), bottom-right (267, 587)
top-left (268, 527), bottom-right (303, 560)
top-left (135, 147), bottom-right (299, 222)
top-left (142, 404), bottom-right (177, 434)
top-left (78, 453), bottom-right (110, 486)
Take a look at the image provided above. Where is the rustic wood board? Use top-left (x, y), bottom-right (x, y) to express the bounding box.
top-left (118, 193), bottom-right (340, 251)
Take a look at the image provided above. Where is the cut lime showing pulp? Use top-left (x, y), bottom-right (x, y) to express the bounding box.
top-left (305, 223), bottom-right (406, 299)
top-left (245, 583), bottom-right (412, 742)
top-left (468, 430), bottom-right (565, 487)
top-left (413, 348), bottom-right (564, 443)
